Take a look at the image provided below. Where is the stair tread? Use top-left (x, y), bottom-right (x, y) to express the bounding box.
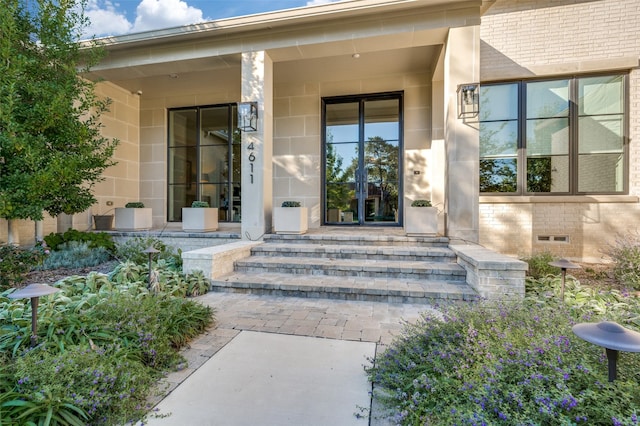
top-left (253, 243), bottom-right (455, 256)
top-left (211, 271), bottom-right (476, 296)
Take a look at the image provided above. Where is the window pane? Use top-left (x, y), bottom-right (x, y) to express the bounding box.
top-left (201, 107), bottom-right (230, 145)
top-left (480, 121), bottom-right (518, 157)
top-left (326, 102), bottom-right (359, 143)
top-left (169, 110), bottom-right (197, 147)
top-left (200, 145), bottom-right (229, 184)
top-left (168, 147), bottom-right (196, 184)
top-left (578, 153), bottom-right (624, 192)
top-left (526, 118), bottom-right (569, 155)
top-left (480, 158), bottom-right (517, 192)
top-left (526, 80), bottom-right (569, 118)
top-left (579, 75), bottom-right (624, 115)
top-left (365, 99), bottom-right (399, 141)
top-left (168, 185), bottom-right (191, 221)
top-left (480, 84), bottom-right (518, 121)
top-left (527, 156), bottom-right (568, 193)
top-left (578, 115), bottom-right (624, 154)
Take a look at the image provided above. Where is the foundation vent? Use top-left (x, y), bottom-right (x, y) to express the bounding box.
top-left (537, 235), bottom-right (569, 243)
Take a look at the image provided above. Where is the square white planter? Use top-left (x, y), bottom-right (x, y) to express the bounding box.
top-left (405, 206), bottom-right (438, 236)
top-left (114, 208), bottom-right (152, 231)
top-left (274, 207), bottom-right (308, 235)
top-left (182, 207), bottom-right (218, 232)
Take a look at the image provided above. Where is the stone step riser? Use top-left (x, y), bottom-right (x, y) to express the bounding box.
top-left (207, 286), bottom-right (475, 303)
top-left (234, 265), bottom-right (466, 281)
top-left (250, 250), bottom-right (456, 263)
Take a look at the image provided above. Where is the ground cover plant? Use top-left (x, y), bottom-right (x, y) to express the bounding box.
top-left (0, 259), bottom-right (213, 425)
top-left (369, 272), bottom-right (640, 425)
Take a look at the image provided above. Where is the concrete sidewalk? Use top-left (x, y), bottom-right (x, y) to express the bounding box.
top-left (143, 293), bottom-right (430, 425)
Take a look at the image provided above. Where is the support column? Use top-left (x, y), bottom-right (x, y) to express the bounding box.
top-left (442, 25), bottom-right (480, 242)
top-left (241, 51), bottom-right (273, 240)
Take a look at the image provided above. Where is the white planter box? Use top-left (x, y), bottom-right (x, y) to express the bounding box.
top-left (274, 207), bottom-right (308, 235)
top-left (405, 206), bottom-right (437, 236)
top-left (114, 208), bottom-right (152, 231)
top-left (182, 207), bottom-right (218, 232)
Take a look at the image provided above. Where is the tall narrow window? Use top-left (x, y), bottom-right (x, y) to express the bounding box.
top-left (480, 74), bottom-right (627, 195)
top-left (168, 104), bottom-right (240, 221)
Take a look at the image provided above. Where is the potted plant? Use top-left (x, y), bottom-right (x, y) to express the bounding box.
top-left (182, 200), bottom-right (218, 232)
top-left (114, 202), bottom-right (152, 231)
top-left (405, 199), bottom-right (437, 236)
top-left (274, 201), bottom-right (308, 234)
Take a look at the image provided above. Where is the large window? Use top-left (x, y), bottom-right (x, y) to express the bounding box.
top-left (480, 74), bottom-right (627, 195)
top-left (168, 104), bottom-right (241, 222)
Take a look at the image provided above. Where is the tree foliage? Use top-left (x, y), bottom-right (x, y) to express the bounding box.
top-left (0, 0), bottom-right (118, 221)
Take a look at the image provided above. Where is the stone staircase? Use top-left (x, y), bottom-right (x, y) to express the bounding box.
top-left (208, 233), bottom-right (478, 303)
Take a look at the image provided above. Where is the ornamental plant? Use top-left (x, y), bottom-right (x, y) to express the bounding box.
top-left (0, 263), bottom-right (214, 424)
top-left (281, 201), bottom-right (301, 207)
top-left (368, 281), bottom-right (640, 425)
top-left (191, 200), bottom-right (210, 208)
top-left (410, 200), bottom-right (432, 207)
top-left (124, 202), bottom-right (145, 208)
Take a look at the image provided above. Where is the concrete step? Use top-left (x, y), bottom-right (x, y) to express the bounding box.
top-left (210, 272), bottom-right (477, 303)
top-left (263, 233), bottom-right (449, 247)
top-left (234, 256), bottom-right (467, 281)
top-left (251, 243), bottom-right (457, 262)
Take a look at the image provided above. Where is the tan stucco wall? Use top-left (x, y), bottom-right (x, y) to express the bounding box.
top-left (479, 0), bottom-right (640, 262)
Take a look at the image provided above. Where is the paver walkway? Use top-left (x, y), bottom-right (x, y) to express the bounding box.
top-left (146, 293), bottom-right (432, 424)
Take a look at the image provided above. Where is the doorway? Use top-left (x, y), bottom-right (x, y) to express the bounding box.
top-left (322, 92), bottom-right (403, 225)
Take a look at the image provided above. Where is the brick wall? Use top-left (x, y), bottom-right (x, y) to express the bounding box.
top-left (478, 0), bottom-right (640, 262)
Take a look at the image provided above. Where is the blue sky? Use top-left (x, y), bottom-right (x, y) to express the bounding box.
top-left (83, 0), bottom-right (342, 38)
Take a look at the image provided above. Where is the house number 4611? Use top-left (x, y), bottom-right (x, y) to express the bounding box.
top-left (247, 142), bottom-right (256, 184)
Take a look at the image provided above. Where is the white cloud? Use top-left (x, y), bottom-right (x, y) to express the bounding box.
top-left (83, 0), bottom-right (133, 38)
top-left (132, 0), bottom-right (205, 33)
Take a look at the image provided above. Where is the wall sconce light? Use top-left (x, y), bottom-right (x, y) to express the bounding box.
top-left (238, 101), bottom-right (258, 132)
top-left (457, 83), bottom-right (479, 118)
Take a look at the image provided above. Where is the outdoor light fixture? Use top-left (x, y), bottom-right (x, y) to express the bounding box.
top-left (238, 101), bottom-right (258, 132)
top-left (8, 283), bottom-right (60, 346)
top-left (573, 321), bottom-right (640, 382)
top-left (548, 258), bottom-right (581, 303)
top-left (457, 83), bottom-right (479, 118)
top-left (142, 245), bottom-right (160, 290)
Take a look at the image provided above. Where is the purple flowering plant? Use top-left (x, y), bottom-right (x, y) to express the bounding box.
top-left (368, 279), bottom-right (640, 425)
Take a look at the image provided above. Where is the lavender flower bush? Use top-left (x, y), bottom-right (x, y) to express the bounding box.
top-left (369, 277), bottom-right (640, 425)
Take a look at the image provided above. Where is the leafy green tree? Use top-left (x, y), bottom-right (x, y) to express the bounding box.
top-left (0, 0), bottom-right (118, 241)
top-left (364, 136), bottom-right (398, 218)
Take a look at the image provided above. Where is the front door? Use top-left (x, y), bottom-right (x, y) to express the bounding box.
top-left (323, 92), bottom-right (403, 225)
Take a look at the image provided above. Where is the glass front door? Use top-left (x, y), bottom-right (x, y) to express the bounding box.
top-left (323, 93), bottom-right (402, 225)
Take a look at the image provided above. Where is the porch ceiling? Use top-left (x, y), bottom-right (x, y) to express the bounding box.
top-left (92, 32), bottom-right (444, 95)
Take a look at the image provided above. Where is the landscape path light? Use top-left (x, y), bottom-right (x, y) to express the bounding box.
top-left (142, 245), bottom-right (160, 289)
top-left (573, 321), bottom-right (640, 382)
top-left (548, 258), bottom-right (580, 302)
top-left (8, 283), bottom-right (60, 347)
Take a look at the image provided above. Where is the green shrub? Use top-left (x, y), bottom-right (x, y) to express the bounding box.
top-left (410, 199), bottom-right (432, 207)
top-left (124, 202), bottom-right (145, 208)
top-left (44, 228), bottom-right (116, 253)
top-left (114, 237), bottom-right (182, 269)
top-left (281, 201), bottom-right (301, 207)
top-left (0, 245), bottom-right (46, 290)
top-left (39, 241), bottom-right (111, 270)
top-left (521, 250), bottom-right (558, 278)
top-left (604, 232), bottom-right (640, 289)
top-left (190, 200), bottom-right (210, 208)
top-left (0, 269), bottom-right (214, 424)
